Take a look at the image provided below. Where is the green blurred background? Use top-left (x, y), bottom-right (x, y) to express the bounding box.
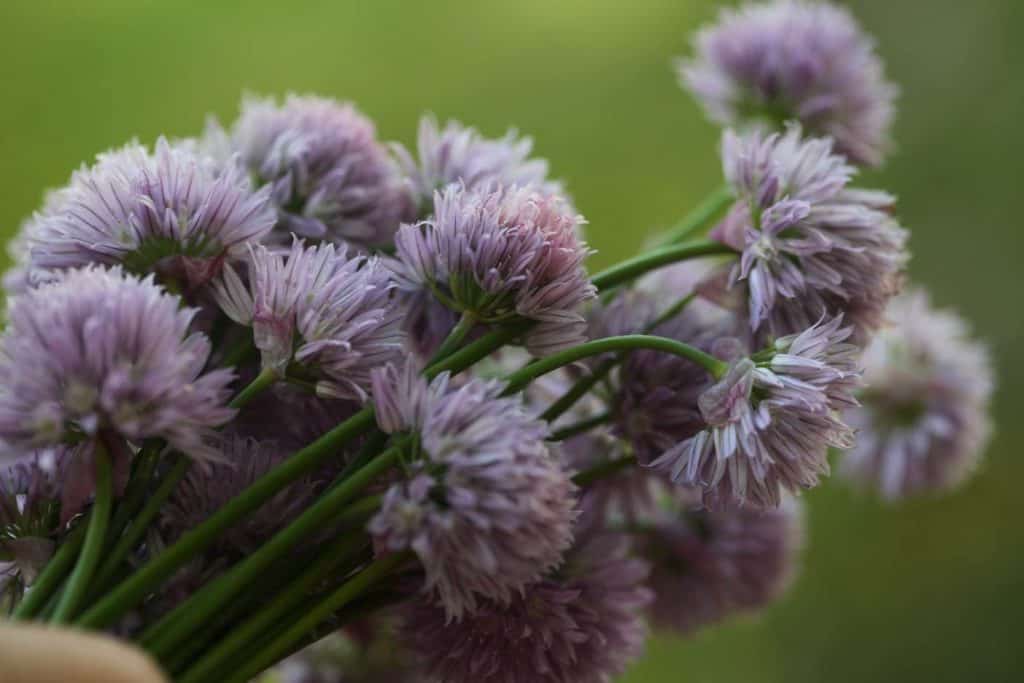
top-left (1, 1), bottom-right (1020, 680)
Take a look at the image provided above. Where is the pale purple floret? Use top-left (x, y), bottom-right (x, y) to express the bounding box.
top-left (212, 240), bottom-right (404, 401)
top-left (391, 185), bottom-right (595, 355)
top-left (840, 290), bottom-right (994, 499)
top-left (714, 125), bottom-right (907, 342)
top-left (680, 0), bottom-right (898, 166)
top-left (401, 532), bottom-right (651, 683)
top-left (637, 494), bottom-right (803, 634)
top-left (25, 138), bottom-right (275, 288)
top-left (220, 94), bottom-right (414, 248)
top-left (0, 266), bottom-right (235, 462)
top-left (393, 115), bottom-right (565, 214)
top-left (652, 316), bottom-right (860, 509)
top-left (368, 363), bottom-right (577, 621)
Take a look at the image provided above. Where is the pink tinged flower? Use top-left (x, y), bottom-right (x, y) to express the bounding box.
top-left (400, 532), bottom-right (652, 683)
top-left (680, 0), bottom-right (898, 166)
top-left (212, 240), bottom-right (405, 401)
top-left (391, 185), bottom-right (596, 356)
top-left (638, 493), bottom-right (804, 635)
top-left (0, 266), bottom-right (235, 462)
top-left (393, 115), bottom-right (565, 214)
top-left (368, 363), bottom-right (577, 621)
top-left (839, 290), bottom-right (994, 499)
top-left (715, 125), bottom-right (907, 342)
top-left (25, 137), bottom-right (276, 289)
top-left (220, 94), bottom-right (415, 249)
top-left (652, 316), bottom-right (860, 510)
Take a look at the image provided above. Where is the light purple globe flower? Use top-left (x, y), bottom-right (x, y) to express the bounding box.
top-left (840, 290), bottom-right (994, 499)
top-left (25, 138), bottom-right (276, 289)
top-left (0, 266), bottom-right (235, 462)
top-left (368, 362), bottom-right (577, 621)
top-left (394, 115), bottom-right (565, 215)
top-left (401, 532), bottom-right (651, 683)
top-left (217, 94), bottom-right (414, 248)
top-left (391, 185), bottom-right (595, 356)
top-left (680, 0), bottom-right (898, 166)
top-left (713, 125), bottom-right (907, 342)
top-left (637, 494), bottom-right (803, 634)
top-left (213, 240), bottom-right (404, 401)
top-left (652, 315), bottom-right (860, 509)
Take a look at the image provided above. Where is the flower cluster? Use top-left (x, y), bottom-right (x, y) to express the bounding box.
top-left (0, 3), bottom-right (996, 683)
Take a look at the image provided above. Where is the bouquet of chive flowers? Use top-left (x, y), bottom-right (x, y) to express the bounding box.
top-left (0, 1), bottom-right (995, 681)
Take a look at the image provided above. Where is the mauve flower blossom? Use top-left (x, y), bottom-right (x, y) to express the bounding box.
top-left (368, 363), bottom-right (577, 621)
top-left (653, 316), bottom-right (860, 509)
top-left (401, 532), bottom-right (651, 683)
top-left (839, 290), bottom-right (994, 499)
top-left (161, 434), bottom-right (336, 556)
top-left (25, 137), bottom-right (276, 289)
top-left (394, 115), bottom-right (564, 214)
top-left (391, 185), bottom-right (595, 356)
top-left (637, 494), bottom-right (803, 634)
top-left (218, 94), bottom-right (414, 248)
top-left (714, 125), bottom-right (907, 342)
top-left (213, 240), bottom-right (404, 401)
top-left (680, 0), bottom-right (898, 166)
top-left (0, 266), bottom-right (235, 462)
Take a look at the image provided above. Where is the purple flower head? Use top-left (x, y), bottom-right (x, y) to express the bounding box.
top-left (653, 316), bottom-right (861, 509)
top-left (839, 290), bottom-right (994, 499)
top-left (680, 0), bottom-right (898, 166)
top-left (25, 138), bottom-right (275, 289)
top-left (369, 363), bottom-right (577, 621)
top-left (637, 494), bottom-right (803, 634)
top-left (0, 266), bottom-right (235, 462)
top-left (162, 434), bottom-right (335, 556)
top-left (213, 240), bottom-right (404, 401)
top-left (221, 94), bottom-right (414, 248)
top-left (401, 532), bottom-right (652, 683)
top-left (392, 185), bottom-right (595, 356)
top-left (394, 115), bottom-right (565, 215)
top-left (715, 125), bottom-right (907, 342)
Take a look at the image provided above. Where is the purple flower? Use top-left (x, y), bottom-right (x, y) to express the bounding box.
top-left (394, 115), bottom-right (565, 215)
top-left (680, 0), bottom-right (898, 166)
top-left (637, 494), bottom-right (803, 634)
top-left (401, 532), bottom-right (651, 683)
top-left (0, 266), bottom-right (235, 462)
top-left (25, 138), bottom-right (276, 289)
top-left (369, 363), bottom-right (577, 621)
top-left (714, 125), bottom-right (907, 342)
top-left (217, 94), bottom-right (414, 248)
top-left (391, 185), bottom-right (595, 355)
top-left (213, 240), bottom-right (404, 401)
top-left (161, 434), bottom-right (336, 556)
top-left (839, 290), bottom-right (994, 499)
top-left (652, 316), bottom-right (860, 509)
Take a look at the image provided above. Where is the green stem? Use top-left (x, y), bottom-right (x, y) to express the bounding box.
top-left (219, 552), bottom-right (412, 683)
top-left (88, 456), bottom-right (190, 595)
top-left (425, 322), bottom-right (528, 379)
top-left (549, 411), bottom-right (612, 441)
top-left (11, 521), bottom-right (87, 620)
top-left (229, 366), bottom-right (278, 410)
top-left (590, 239), bottom-right (736, 292)
top-left (573, 454), bottom-right (638, 487)
top-left (51, 446), bottom-right (113, 623)
top-left (427, 311), bottom-right (477, 366)
top-left (75, 407), bottom-right (376, 630)
top-left (141, 451), bottom-right (398, 658)
top-left (503, 335), bottom-right (727, 395)
top-left (177, 532), bottom-right (372, 683)
top-left (657, 184), bottom-right (734, 245)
